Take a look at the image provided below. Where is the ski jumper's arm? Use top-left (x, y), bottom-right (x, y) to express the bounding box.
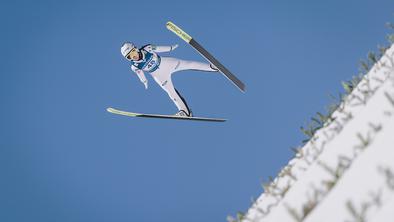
top-left (144, 44), bottom-right (178, 53)
top-left (131, 66), bottom-right (148, 89)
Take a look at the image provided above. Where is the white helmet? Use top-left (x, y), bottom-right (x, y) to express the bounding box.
top-left (120, 42), bottom-right (137, 58)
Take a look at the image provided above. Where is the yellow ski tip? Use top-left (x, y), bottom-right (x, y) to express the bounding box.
top-left (166, 21), bottom-right (192, 43)
top-left (107, 107), bottom-right (115, 113)
top-left (165, 21), bottom-right (173, 27)
top-left (107, 107), bottom-right (139, 117)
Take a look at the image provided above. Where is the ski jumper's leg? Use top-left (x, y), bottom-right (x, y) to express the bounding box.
top-left (173, 59), bottom-right (217, 73)
top-left (151, 58), bottom-right (192, 115)
top-left (163, 80), bottom-right (192, 115)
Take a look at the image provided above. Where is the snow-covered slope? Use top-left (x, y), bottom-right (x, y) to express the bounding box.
top-left (242, 44), bottom-right (394, 222)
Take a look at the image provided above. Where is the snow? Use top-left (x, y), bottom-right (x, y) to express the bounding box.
top-left (242, 44), bottom-right (394, 222)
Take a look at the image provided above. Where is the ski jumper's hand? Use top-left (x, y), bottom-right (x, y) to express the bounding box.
top-left (131, 66), bottom-right (148, 89)
top-left (171, 44), bottom-right (178, 51)
top-left (151, 44), bottom-right (178, 53)
top-left (141, 76), bottom-right (148, 89)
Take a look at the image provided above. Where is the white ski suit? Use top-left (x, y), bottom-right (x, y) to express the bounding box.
top-left (130, 44), bottom-right (217, 116)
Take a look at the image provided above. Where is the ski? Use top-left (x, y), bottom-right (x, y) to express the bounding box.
top-left (107, 107), bottom-right (226, 122)
top-left (166, 21), bottom-right (246, 92)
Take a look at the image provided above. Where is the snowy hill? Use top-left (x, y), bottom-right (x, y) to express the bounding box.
top-left (238, 45), bottom-right (394, 222)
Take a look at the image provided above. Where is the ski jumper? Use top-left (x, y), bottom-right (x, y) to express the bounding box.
top-left (130, 44), bottom-right (217, 115)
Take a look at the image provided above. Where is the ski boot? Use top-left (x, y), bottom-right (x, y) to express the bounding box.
top-left (175, 110), bottom-right (193, 117)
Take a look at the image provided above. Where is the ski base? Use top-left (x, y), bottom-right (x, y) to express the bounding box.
top-left (107, 108), bottom-right (226, 122)
top-left (166, 21), bottom-right (246, 92)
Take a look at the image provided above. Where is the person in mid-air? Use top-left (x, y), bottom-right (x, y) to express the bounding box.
top-left (120, 42), bottom-right (218, 117)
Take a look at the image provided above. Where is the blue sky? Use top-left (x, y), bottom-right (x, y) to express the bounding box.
top-left (1, 0), bottom-right (394, 221)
